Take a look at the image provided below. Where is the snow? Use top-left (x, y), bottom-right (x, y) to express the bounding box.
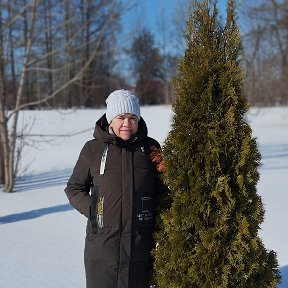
top-left (0, 106), bottom-right (287, 287)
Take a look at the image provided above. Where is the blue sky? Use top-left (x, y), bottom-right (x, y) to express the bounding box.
top-left (122, 0), bottom-right (229, 55)
top-left (137, 0), bottom-right (227, 31)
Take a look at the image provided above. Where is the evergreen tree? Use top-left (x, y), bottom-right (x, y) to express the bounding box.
top-left (154, 1), bottom-right (281, 287)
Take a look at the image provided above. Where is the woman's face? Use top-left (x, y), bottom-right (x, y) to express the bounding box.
top-left (110, 113), bottom-right (139, 140)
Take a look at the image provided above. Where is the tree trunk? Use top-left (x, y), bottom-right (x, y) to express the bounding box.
top-left (8, 3), bottom-right (16, 108)
top-left (64, 0), bottom-right (72, 107)
top-left (0, 5), bottom-right (6, 185)
top-left (0, 103), bottom-right (12, 191)
top-left (0, 140), bottom-right (4, 185)
top-left (22, 0), bottom-right (32, 106)
top-left (43, 0), bottom-right (54, 101)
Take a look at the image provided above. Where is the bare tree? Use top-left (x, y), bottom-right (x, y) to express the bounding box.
top-left (0, 0), bottom-right (124, 192)
top-left (42, 0), bottom-right (55, 97)
top-left (0, 0), bottom-right (39, 192)
top-left (156, 4), bottom-right (178, 104)
top-left (0, 78), bottom-right (4, 185)
top-left (172, 0), bottom-right (191, 53)
top-left (240, 0), bottom-right (288, 105)
top-left (0, 0), bottom-right (6, 184)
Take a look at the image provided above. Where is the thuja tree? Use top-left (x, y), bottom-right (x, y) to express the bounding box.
top-left (154, 1), bottom-right (280, 287)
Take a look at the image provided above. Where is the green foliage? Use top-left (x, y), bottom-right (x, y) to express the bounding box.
top-left (154, 0), bottom-right (281, 287)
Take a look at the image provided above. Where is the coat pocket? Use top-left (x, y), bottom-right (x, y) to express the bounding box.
top-left (90, 185), bottom-right (105, 234)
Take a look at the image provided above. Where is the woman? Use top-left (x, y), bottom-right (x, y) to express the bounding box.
top-left (65, 90), bottom-right (162, 288)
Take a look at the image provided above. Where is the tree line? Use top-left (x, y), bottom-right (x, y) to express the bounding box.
top-left (0, 0), bottom-right (124, 109)
top-left (0, 0), bottom-right (176, 110)
top-left (0, 0), bottom-right (287, 110)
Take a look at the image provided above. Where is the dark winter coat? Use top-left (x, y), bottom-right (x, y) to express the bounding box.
top-left (65, 114), bottom-right (161, 288)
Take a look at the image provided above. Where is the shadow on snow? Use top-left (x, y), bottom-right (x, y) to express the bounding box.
top-left (0, 169), bottom-right (74, 224)
top-left (259, 144), bottom-right (288, 171)
top-left (13, 168), bottom-right (72, 192)
top-left (0, 203), bottom-right (73, 225)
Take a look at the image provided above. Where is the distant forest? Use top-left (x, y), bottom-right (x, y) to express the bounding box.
top-left (0, 0), bottom-right (287, 109)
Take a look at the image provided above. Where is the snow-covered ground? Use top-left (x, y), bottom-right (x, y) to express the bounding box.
top-left (0, 106), bottom-right (287, 287)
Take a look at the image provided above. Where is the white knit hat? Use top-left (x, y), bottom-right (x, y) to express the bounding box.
top-left (105, 90), bottom-right (141, 123)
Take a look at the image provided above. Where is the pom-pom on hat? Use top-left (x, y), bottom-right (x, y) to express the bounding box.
top-left (105, 90), bottom-right (141, 123)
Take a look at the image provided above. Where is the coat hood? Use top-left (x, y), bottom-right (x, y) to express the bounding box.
top-left (93, 114), bottom-right (148, 148)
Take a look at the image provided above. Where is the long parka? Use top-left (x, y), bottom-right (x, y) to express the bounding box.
top-left (65, 114), bottom-right (161, 288)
